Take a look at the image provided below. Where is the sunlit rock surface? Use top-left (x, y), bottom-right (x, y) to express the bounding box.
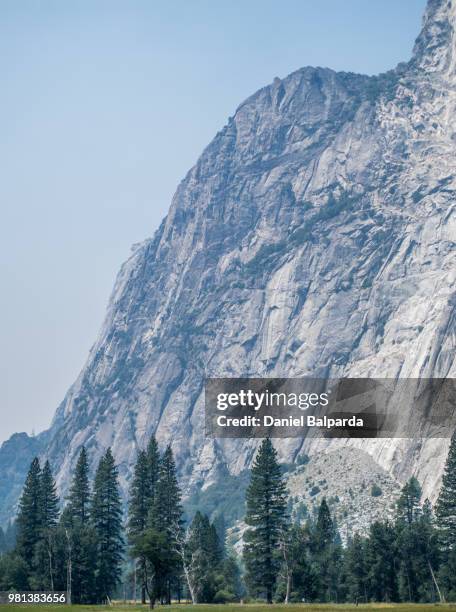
top-left (1, 0), bottom-right (455, 526)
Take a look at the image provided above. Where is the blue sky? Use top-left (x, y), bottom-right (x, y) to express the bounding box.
top-left (0, 0), bottom-right (426, 443)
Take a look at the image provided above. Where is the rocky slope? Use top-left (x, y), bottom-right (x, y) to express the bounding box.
top-left (1, 0), bottom-right (455, 527)
top-left (286, 448), bottom-right (401, 538)
top-left (227, 447), bottom-right (402, 550)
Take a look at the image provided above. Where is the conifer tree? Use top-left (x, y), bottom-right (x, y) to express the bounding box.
top-left (128, 450), bottom-right (151, 538)
top-left (243, 439), bottom-right (288, 603)
top-left (396, 477), bottom-right (422, 526)
top-left (151, 445), bottom-right (183, 603)
top-left (366, 520), bottom-right (398, 602)
top-left (40, 461), bottom-right (59, 529)
top-left (63, 447), bottom-right (96, 604)
top-left (312, 498), bottom-right (343, 602)
top-left (16, 458), bottom-right (42, 574)
top-left (314, 499), bottom-right (335, 551)
top-left (435, 432), bottom-right (456, 600)
top-left (153, 445), bottom-right (182, 532)
top-left (91, 448), bottom-right (124, 602)
top-left (395, 477), bottom-right (423, 602)
top-left (146, 436), bottom-right (161, 504)
top-left (67, 447), bottom-right (91, 525)
top-left (128, 444), bottom-right (159, 604)
top-left (345, 533), bottom-right (368, 604)
top-left (435, 432), bottom-right (456, 551)
top-left (34, 461), bottom-right (60, 589)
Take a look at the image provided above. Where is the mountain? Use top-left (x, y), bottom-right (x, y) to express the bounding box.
top-left (1, 0), bottom-right (455, 527)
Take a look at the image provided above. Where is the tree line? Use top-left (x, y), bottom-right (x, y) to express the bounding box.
top-left (0, 434), bottom-right (456, 605)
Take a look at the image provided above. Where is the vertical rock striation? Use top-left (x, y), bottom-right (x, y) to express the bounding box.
top-left (1, 0), bottom-right (456, 523)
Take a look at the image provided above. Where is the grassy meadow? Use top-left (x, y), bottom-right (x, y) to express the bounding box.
top-left (2, 604), bottom-right (456, 612)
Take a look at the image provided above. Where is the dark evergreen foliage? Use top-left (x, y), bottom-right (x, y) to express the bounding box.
top-left (33, 460), bottom-right (60, 590)
top-left (151, 444), bottom-right (183, 604)
top-left (311, 498), bottom-right (344, 602)
top-left (16, 457), bottom-right (42, 572)
top-left (243, 439), bottom-right (288, 603)
top-left (90, 448), bottom-right (124, 602)
top-left (40, 461), bottom-right (59, 530)
top-left (127, 436), bottom-right (161, 604)
top-left (61, 447), bottom-right (96, 604)
top-left (434, 433), bottom-right (456, 600)
top-left (146, 436), bottom-right (161, 505)
top-left (436, 432), bottom-right (456, 551)
top-left (67, 446), bottom-right (91, 525)
top-left (4, 435), bottom-right (456, 604)
top-left (366, 520), bottom-right (398, 602)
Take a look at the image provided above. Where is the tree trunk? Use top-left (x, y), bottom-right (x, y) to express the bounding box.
top-left (47, 534), bottom-right (54, 591)
top-left (182, 564), bottom-right (197, 604)
top-left (65, 529), bottom-right (72, 605)
top-left (428, 559), bottom-right (445, 603)
top-left (284, 571), bottom-right (291, 604)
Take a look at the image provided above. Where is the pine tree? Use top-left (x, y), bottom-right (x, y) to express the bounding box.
top-left (34, 461), bottom-right (60, 589)
top-left (396, 477), bottom-right (422, 526)
top-left (151, 445), bottom-right (183, 604)
top-left (436, 432), bottom-right (456, 551)
top-left (16, 457), bottom-right (42, 575)
top-left (243, 439), bottom-right (288, 603)
top-left (395, 477), bottom-right (423, 602)
top-left (146, 435), bottom-right (161, 505)
top-left (63, 447), bottom-right (96, 604)
top-left (312, 498), bottom-right (343, 602)
top-left (434, 433), bottom-right (456, 601)
top-left (40, 461), bottom-right (59, 529)
top-left (128, 450), bottom-right (151, 539)
top-left (345, 533), bottom-right (368, 604)
top-left (91, 448), bottom-right (124, 602)
top-left (152, 445), bottom-right (182, 533)
top-left (314, 499), bottom-right (335, 551)
top-left (366, 520), bottom-right (398, 602)
top-left (67, 447), bottom-right (91, 525)
top-left (128, 444), bottom-right (159, 604)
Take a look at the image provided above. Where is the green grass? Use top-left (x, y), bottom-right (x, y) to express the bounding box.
top-left (2, 605), bottom-right (456, 612)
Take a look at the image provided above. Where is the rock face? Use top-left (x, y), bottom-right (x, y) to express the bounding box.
top-left (1, 0), bottom-right (456, 524)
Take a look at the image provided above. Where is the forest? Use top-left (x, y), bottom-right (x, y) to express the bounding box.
top-left (1, 434), bottom-right (456, 607)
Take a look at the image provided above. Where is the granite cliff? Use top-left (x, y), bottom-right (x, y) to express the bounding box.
top-left (1, 0), bottom-right (455, 527)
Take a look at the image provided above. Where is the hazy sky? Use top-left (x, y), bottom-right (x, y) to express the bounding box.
top-left (0, 0), bottom-right (426, 444)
